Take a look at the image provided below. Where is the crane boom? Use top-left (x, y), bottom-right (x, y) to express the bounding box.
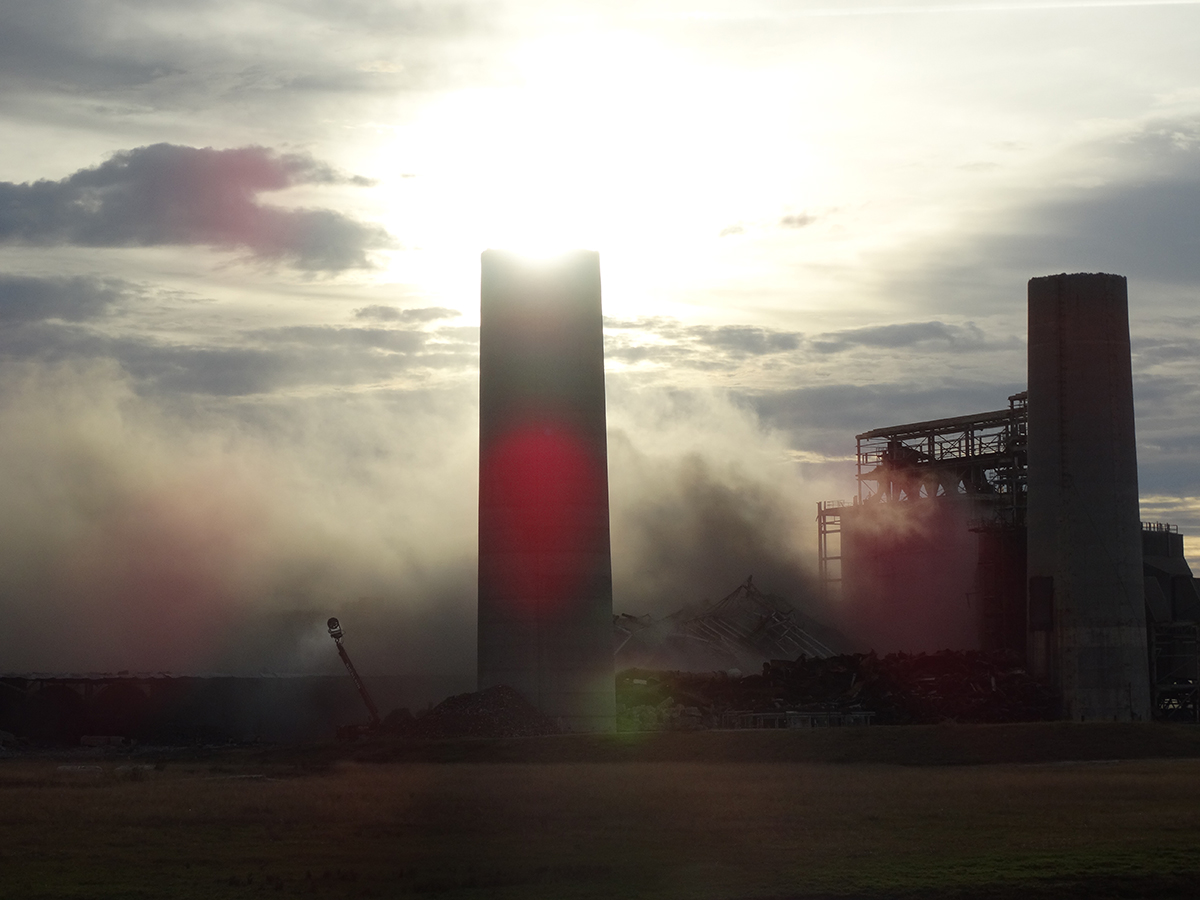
top-left (326, 617), bottom-right (381, 727)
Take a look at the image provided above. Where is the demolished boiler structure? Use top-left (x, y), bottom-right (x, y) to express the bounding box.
top-left (477, 250), bottom-right (616, 733)
top-left (614, 576), bottom-right (846, 674)
top-left (819, 273), bottom-right (1199, 722)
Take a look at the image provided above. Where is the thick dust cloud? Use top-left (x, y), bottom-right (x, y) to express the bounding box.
top-left (0, 360), bottom-right (478, 701)
top-left (607, 384), bottom-right (831, 622)
top-left (0, 360), bottom-right (841, 700)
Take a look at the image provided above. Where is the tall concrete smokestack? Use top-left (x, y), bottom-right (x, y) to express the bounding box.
top-left (477, 250), bottom-right (615, 732)
top-left (1027, 273), bottom-right (1150, 721)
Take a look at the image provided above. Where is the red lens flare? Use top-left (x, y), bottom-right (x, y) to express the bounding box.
top-left (480, 422), bottom-right (604, 612)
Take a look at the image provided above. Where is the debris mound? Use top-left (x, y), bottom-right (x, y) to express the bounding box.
top-left (617, 649), bottom-right (1058, 730)
top-left (392, 686), bottom-right (561, 740)
top-left (763, 650), bottom-right (1059, 724)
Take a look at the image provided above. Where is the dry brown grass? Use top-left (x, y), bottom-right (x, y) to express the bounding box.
top-left (2, 733), bottom-right (1200, 899)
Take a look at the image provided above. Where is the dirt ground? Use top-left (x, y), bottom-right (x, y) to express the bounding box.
top-left (2, 724), bottom-right (1200, 899)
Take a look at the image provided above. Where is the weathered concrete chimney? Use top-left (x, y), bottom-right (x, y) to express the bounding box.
top-left (477, 250), bottom-right (615, 732)
top-left (1027, 272), bottom-right (1150, 721)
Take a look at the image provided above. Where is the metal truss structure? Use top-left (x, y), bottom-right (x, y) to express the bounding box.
top-left (817, 392), bottom-right (1029, 604)
top-left (676, 577), bottom-right (837, 661)
top-left (855, 391), bottom-right (1028, 523)
top-left (816, 500), bottom-right (848, 603)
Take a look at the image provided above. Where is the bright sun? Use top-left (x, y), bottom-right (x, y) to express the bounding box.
top-left (368, 26), bottom-right (824, 316)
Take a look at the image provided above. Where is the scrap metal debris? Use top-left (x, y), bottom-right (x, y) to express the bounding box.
top-left (381, 685), bottom-right (561, 740)
top-left (617, 649), bottom-right (1058, 730)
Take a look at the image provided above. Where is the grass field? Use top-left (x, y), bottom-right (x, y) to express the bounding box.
top-left (3, 724), bottom-right (1200, 899)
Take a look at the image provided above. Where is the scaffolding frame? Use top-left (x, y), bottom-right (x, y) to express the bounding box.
top-left (816, 500), bottom-right (848, 603)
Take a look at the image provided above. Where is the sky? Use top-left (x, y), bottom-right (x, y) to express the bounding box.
top-left (1, 0), bottom-right (1198, 693)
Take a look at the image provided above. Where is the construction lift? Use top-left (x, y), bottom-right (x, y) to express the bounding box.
top-left (327, 616), bottom-right (382, 737)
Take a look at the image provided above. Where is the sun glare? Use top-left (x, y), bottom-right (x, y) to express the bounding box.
top-left (367, 26), bottom-right (831, 317)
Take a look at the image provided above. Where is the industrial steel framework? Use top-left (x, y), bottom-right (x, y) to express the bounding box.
top-left (854, 391), bottom-right (1027, 519)
top-left (676, 577), bottom-right (837, 661)
top-left (1150, 621), bottom-right (1200, 723)
top-left (817, 392), bottom-right (1028, 603)
top-left (1144, 521), bottom-right (1200, 722)
top-left (816, 500), bottom-right (847, 603)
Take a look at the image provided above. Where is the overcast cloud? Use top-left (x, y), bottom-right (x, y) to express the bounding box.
top-left (0, 274), bottom-right (129, 322)
top-left (0, 144), bottom-right (390, 270)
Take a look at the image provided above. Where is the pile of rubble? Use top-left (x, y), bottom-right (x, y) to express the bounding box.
top-left (382, 685), bottom-right (561, 740)
top-left (617, 650), bottom-right (1058, 730)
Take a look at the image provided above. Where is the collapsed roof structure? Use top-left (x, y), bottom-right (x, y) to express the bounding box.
top-left (614, 577), bottom-right (849, 673)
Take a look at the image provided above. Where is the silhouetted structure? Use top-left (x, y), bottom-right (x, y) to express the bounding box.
top-left (614, 577), bottom-right (848, 673)
top-left (1027, 273), bottom-right (1150, 721)
top-left (819, 273), bottom-right (1185, 723)
top-left (1144, 523), bottom-right (1200, 721)
top-left (477, 250), bottom-right (615, 732)
top-left (327, 616), bottom-right (381, 730)
top-left (823, 395), bottom-right (1028, 654)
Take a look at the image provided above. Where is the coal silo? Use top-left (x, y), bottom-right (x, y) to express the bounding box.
top-left (1026, 273), bottom-right (1151, 721)
top-left (477, 250), bottom-right (615, 732)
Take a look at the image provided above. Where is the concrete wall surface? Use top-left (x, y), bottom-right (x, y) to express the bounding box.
top-left (477, 250), bottom-right (615, 732)
top-left (1027, 273), bottom-right (1150, 721)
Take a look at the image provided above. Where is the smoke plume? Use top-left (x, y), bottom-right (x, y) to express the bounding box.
top-left (0, 360), bottom-right (841, 702)
top-left (0, 360), bottom-right (477, 702)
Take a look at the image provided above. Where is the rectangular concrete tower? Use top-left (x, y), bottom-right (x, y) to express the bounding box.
top-left (1027, 273), bottom-right (1151, 721)
top-left (477, 250), bottom-right (616, 732)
